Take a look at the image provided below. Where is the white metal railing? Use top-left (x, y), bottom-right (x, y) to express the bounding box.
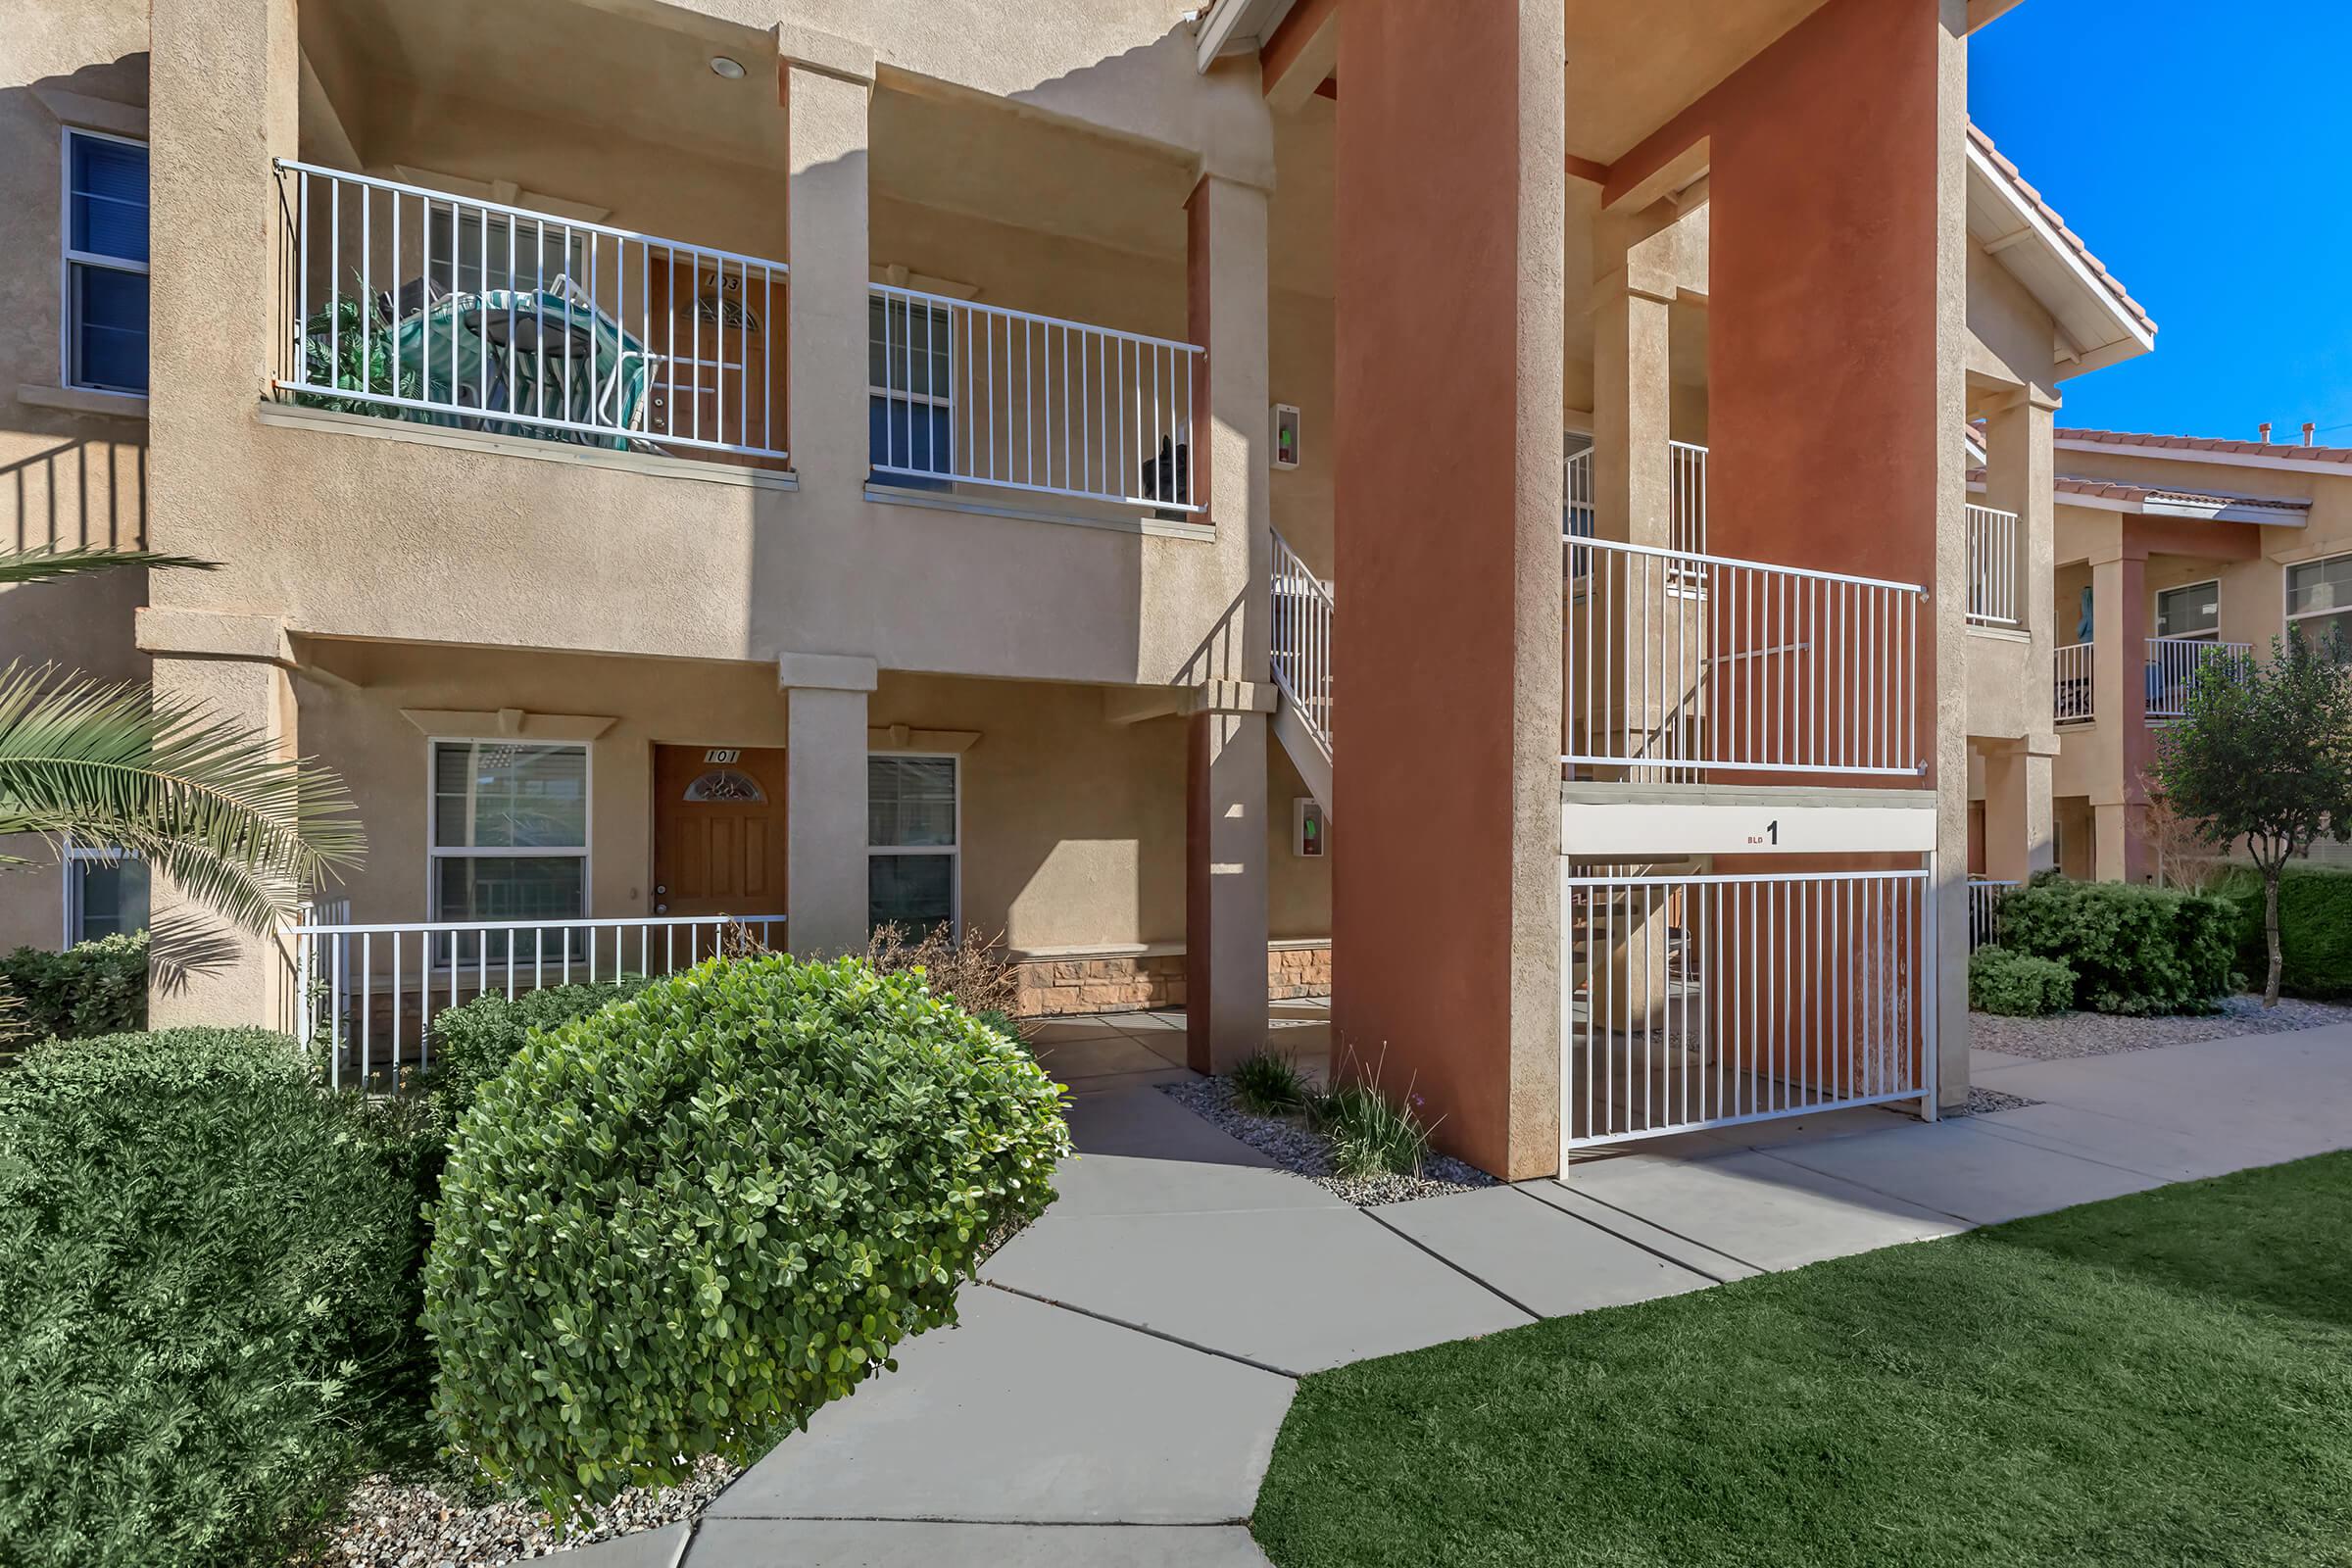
top-left (289, 912), bottom-right (785, 1090)
top-left (2054, 641), bottom-right (2094, 723)
top-left (1964, 504), bottom-right (2019, 626)
top-left (1564, 446), bottom-right (1595, 568)
top-left (272, 161), bottom-right (789, 463)
top-left (1563, 866), bottom-right (1935, 1155)
top-left (1668, 439), bottom-right (1708, 558)
top-left (2145, 636), bottom-right (2250, 718)
top-left (1563, 538), bottom-right (1926, 779)
top-left (1966, 878), bottom-right (2019, 951)
top-left (868, 283), bottom-right (1201, 513)
top-left (1270, 529), bottom-right (1334, 760)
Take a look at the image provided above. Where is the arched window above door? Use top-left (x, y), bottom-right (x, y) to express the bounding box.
top-left (682, 768), bottom-right (765, 803)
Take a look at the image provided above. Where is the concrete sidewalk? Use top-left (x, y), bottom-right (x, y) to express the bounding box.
top-left (576, 1016), bottom-right (2352, 1568)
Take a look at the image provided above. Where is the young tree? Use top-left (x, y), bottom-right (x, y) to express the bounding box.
top-left (2151, 634), bottom-right (2352, 1005)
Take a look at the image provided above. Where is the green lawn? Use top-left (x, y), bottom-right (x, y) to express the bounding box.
top-left (1252, 1153), bottom-right (2352, 1568)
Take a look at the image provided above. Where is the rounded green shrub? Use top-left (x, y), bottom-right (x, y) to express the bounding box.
top-left (1968, 946), bottom-right (2076, 1017)
top-left (421, 955), bottom-right (1072, 1512)
top-left (1995, 878), bottom-right (2236, 1014)
top-left (0, 1028), bottom-right (431, 1568)
top-left (424, 978), bottom-right (648, 1125)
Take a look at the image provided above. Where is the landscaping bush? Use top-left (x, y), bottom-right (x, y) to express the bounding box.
top-left (0, 1028), bottom-right (433, 1568)
top-left (865, 921), bottom-right (1022, 1019)
top-left (2214, 864), bottom-right (2352, 1001)
top-left (0, 931), bottom-right (146, 1042)
top-left (425, 978), bottom-right (648, 1124)
top-left (1968, 946), bottom-right (2076, 1017)
top-left (1308, 1082), bottom-right (1433, 1178)
top-left (421, 954), bottom-right (1072, 1513)
top-left (1994, 878), bottom-right (2237, 1014)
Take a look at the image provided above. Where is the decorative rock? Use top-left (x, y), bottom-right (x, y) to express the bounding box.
top-left (1158, 1076), bottom-right (1494, 1206)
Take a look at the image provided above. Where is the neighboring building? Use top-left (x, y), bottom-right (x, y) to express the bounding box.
top-left (2044, 425), bottom-right (2352, 881)
top-left (4, 0), bottom-right (2155, 1180)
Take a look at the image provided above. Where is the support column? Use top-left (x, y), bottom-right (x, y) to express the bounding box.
top-left (137, 610), bottom-right (301, 1032)
top-left (782, 33), bottom-right (874, 495)
top-left (781, 653), bottom-right (875, 958)
top-left (2089, 549), bottom-right (2152, 882)
top-left (1333, 0), bottom-right (1564, 1179)
top-left (1980, 736), bottom-right (2055, 882)
top-left (1180, 170), bottom-right (1273, 1070)
top-left (1591, 272), bottom-right (1674, 551)
top-left (1185, 687), bottom-right (1272, 1075)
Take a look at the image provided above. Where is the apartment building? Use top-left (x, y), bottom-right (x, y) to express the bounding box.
top-left (2042, 425), bottom-right (2352, 882)
top-left (4, 0), bottom-right (2149, 1180)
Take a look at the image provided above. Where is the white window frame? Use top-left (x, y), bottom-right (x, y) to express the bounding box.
top-left (2285, 551), bottom-right (2352, 658)
top-left (2153, 577), bottom-right (2222, 643)
top-left (60, 842), bottom-right (145, 947)
top-left (425, 738), bottom-right (593, 960)
top-left (59, 125), bottom-right (149, 395)
top-left (867, 751), bottom-right (961, 937)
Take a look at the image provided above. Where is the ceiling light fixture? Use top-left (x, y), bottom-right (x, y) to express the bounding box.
top-left (710, 55), bottom-right (746, 79)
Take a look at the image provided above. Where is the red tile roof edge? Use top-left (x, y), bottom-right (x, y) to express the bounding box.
top-left (1968, 123), bottom-right (2155, 338)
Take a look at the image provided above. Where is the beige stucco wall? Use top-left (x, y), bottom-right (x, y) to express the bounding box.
top-left (294, 639), bottom-right (1328, 956)
top-left (1, 1), bottom-right (152, 952)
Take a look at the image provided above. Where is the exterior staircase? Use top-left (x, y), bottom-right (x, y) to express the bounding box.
top-left (1269, 529), bottom-right (1333, 814)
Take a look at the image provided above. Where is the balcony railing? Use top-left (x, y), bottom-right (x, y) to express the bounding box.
top-left (1270, 529), bottom-right (1334, 761)
top-left (868, 283), bottom-right (1202, 513)
top-left (2054, 641), bottom-right (2094, 723)
top-left (289, 911), bottom-right (785, 1089)
top-left (1668, 439), bottom-right (1709, 558)
top-left (2145, 636), bottom-right (2250, 718)
top-left (272, 161), bottom-right (789, 464)
top-left (1966, 877), bottom-right (2018, 951)
top-left (1964, 504), bottom-right (2019, 626)
top-left (1564, 538), bottom-right (1926, 779)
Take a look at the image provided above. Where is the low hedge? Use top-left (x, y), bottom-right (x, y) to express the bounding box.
top-left (0, 1028), bottom-right (434, 1568)
top-left (1969, 947), bottom-right (2076, 1017)
top-left (0, 931), bottom-right (146, 1042)
top-left (422, 955), bottom-right (1072, 1513)
top-left (2213, 864), bottom-right (2352, 1000)
top-left (1995, 877), bottom-right (2237, 1015)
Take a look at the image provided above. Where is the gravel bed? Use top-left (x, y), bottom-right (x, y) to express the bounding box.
top-left (299, 1455), bottom-right (738, 1567)
top-left (1972, 995), bottom-right (2352, 1062)
top-left (1963, 1085), bottom-right (2041, 1116)
top-left (1158, 1076), bottom-right (1494, 1205)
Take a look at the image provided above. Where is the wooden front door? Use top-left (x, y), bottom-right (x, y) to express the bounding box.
top-left (653, 745), bottom-right (788, 917)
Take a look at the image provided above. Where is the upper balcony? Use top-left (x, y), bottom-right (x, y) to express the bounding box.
top-left (272, 162), bottom-right (792, 469)
top-left (159, 0), bottom-right (1250, 687)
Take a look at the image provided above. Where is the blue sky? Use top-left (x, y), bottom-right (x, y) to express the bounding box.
top-left (1970, 2), bottom-right (2352, 443)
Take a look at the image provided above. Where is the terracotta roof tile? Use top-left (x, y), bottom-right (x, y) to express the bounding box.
top-left (2056, 426), bottom-right (2352, 466)
top-left (1968, 123), bottom-right (2155, 338)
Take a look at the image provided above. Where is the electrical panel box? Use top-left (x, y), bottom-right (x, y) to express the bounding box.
top-left (1272, 403), bottom-right (1301, 469)
top-left (1293, 797), bottom-right (1326, 858)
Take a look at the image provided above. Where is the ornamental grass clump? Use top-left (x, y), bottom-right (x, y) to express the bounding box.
top-left (1231, 1047), bottom-right (1310, 1115)
top-left (420, 954), bottom-right (1072, 1515)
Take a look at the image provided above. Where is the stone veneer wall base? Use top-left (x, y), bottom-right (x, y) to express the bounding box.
top-left (1012, 942), bottom-right (1331, 1017)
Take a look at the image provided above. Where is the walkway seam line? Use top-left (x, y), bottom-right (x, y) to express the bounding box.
top-left (1351, 1203), bottom-right (1544, 1322)
top-left (1505, 1184), bottom-right (1741, 1286)
top-left (1542, 1182), bottom-right (1770, 1275)
top-left (665, 1516), bottom-right (699, 1568)
top-left (1959, 1111), bottom-right (2192, 1183)
top-left (977, 1278), bottom-right (1302, 1380)
top-left (702, 1513), bottom-right (1250, 1527)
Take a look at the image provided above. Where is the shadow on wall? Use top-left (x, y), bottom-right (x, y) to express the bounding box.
top-left (0, 435), bottom-right (152, 680)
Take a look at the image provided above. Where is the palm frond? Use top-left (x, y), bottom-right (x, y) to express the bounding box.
top-left (0, 546), bottom-right (220, 585)
top-left (0, 662), bottom-right (365, 934)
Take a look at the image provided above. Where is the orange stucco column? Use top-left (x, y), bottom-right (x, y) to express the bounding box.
top-left (1331, 0), bottom-right (1565, 1179)
top-left (2091, 550), bottom-right (2155, 882)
